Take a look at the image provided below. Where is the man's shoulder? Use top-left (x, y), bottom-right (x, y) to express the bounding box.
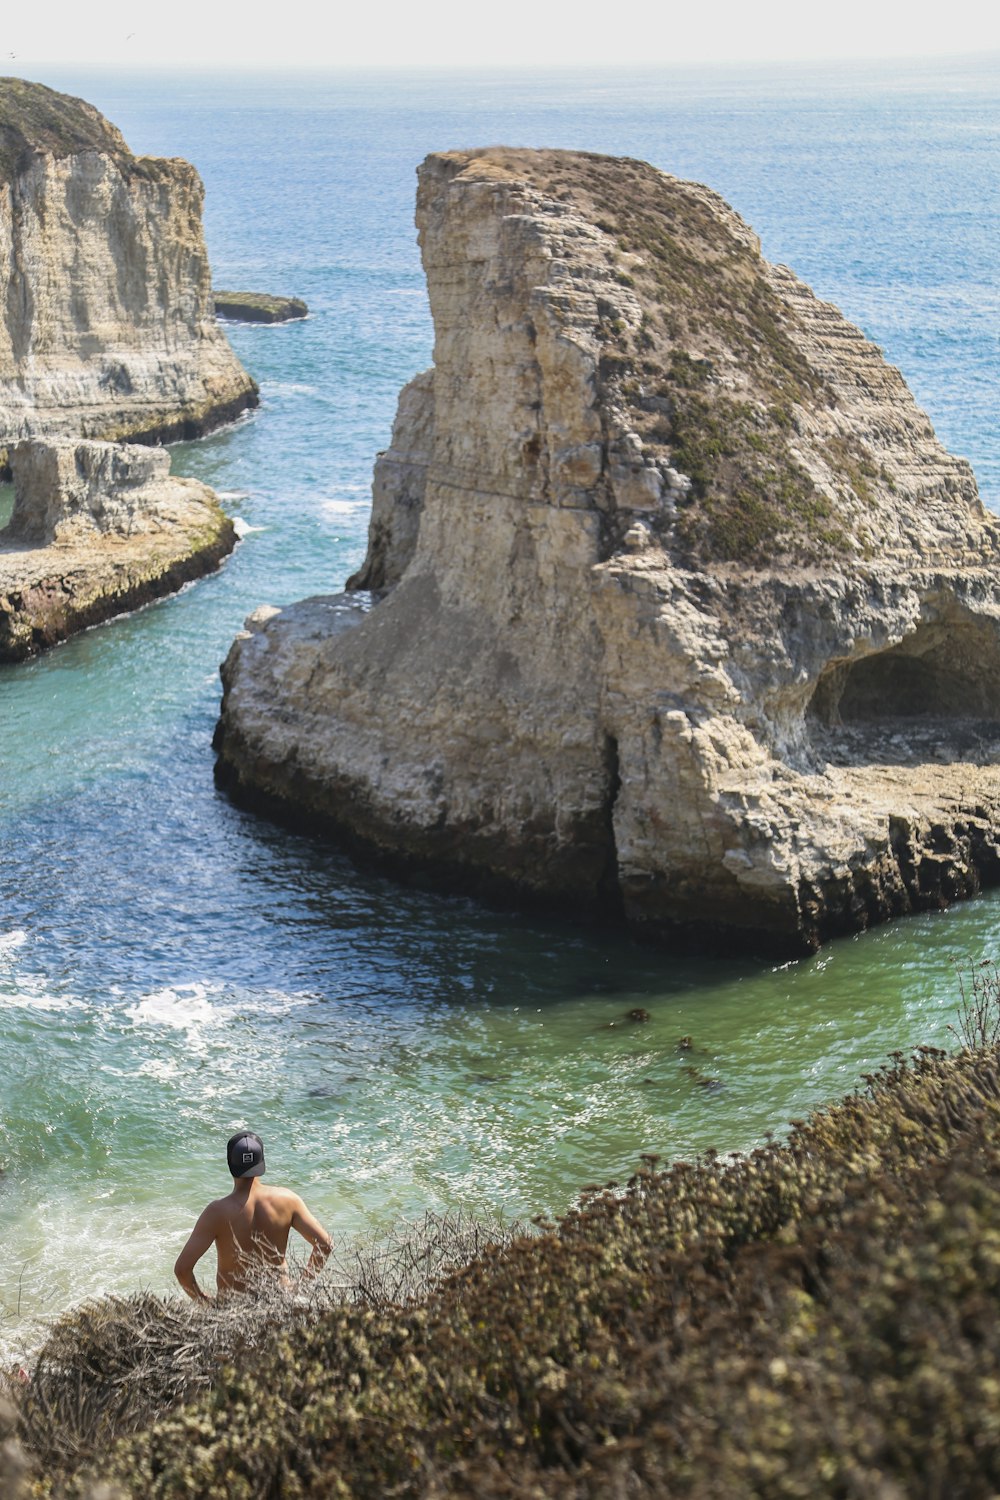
top-left (196, 1195), bottom-right (230, 1227)
top-left (260, 1182), bottom-right (300, 1205)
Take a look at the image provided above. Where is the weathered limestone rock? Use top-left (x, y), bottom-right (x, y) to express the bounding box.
top-left (215, 148), bottom-right (1000, 955)
top-left (214, 291), bottom-right (308, 323)
top-left (347, 369), bottom-right (433, 592)
top-left (0, 78), bottom-right (258, 469)
top-left (0, 438), bottom-right (236, 659)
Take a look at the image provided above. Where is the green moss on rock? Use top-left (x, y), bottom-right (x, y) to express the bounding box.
top-left (464, 148), bottom-right (900, 568)
top-left (214, 292), bottom-right (308, 324)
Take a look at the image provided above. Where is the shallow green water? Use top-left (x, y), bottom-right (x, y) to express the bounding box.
top-left (0, 908), bottom-right (984, 1327)
top-left (2, 58), bottom-right (998, 1350)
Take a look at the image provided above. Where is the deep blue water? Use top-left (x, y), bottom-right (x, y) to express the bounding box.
top-left (1, 57), bottom-right (997, 1336)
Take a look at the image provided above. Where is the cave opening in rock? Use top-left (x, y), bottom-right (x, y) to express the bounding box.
top-left (809, 614), bottom-right (1000, 725)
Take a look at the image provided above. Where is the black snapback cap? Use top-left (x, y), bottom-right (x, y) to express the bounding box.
top-left (227, 1131), bottom-right (265, 1178)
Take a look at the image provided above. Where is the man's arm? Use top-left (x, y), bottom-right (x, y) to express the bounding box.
top-left (174, 1205), bottom-right (218, 1302)
top-left (290, 1196), bottom-right (333, 1280)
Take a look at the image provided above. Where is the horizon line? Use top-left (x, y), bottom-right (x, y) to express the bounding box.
top-left (4, 48), bottom-right (999, 76)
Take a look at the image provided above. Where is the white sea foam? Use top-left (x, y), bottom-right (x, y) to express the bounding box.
top-left (136, 1057), bottom-right (180, 1080)
top-left (0, 972), bottom-right (87, 1012)
top-left (0, 932), bottom-right (86, 1013)
top-left (319, 499), bottom-right (365, 515)
top-left (232, 517), bottom-right (265, 538)
top-left (127, 982), bottom-right (221, 1032)
top-left (127, 982), bottom-right (302, 1033)
top-left (1, 1197), bottom-right (181, 1359)
top-left (269, 381), bottom-right (320, 398)
top-left (0, 929), bottom-right (28, 958)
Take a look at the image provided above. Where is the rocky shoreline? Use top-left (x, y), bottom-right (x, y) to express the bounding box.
top-left (215, 148), bottom-right (1000, 956)
top-left (0, 440), bottom-right (236, 661)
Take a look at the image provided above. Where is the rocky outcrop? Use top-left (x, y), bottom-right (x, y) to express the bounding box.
top-left (0, 438), bottom-right (236, 659)
top-left (215, 148), bottom-right (1000, 955)
top-left (0, 78), bottom-right (258, 470)
top-left (347, 369), bottom-right (433, 592)
top-left (214, 292), bottom-right (308, 323)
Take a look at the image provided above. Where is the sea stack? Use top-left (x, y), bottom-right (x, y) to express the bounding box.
top-left (215, 148), bottom-right (1000, 956)
top-left (0, 78), bottom-right (258, 467)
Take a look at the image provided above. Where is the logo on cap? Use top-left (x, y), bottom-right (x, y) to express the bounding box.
top-left (242, 1152), bottom-right (254, 1164)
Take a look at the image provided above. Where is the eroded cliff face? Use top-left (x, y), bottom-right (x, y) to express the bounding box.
top-left (215, 148), bottom-right (1000, 954)
top-left (0, 78), bottom-right (257, 465)
top-left (0, 437), bottom-right (236, 659)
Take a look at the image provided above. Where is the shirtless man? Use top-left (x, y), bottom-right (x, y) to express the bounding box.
top-left (174, 1131), bottom-right (332, 1301)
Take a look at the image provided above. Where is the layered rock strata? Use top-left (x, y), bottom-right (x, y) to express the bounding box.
top-left (214, 292), bottom-right (308, 323)
top-left (0, 438), bottom-right (235, 659)
top-left (216, 148), bottom-right (1000, 955)
top-left (0, 78), bottom-right (258, 470)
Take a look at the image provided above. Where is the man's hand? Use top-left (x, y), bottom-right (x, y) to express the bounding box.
top-left (291, 1196), bottom-right (333, 1281)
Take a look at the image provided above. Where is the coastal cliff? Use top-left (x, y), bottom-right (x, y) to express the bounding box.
top-left (0, 438), bottom-right (235, 659)
top-left (0, 78), bottom-right (257, 466)
top-left (215, 148), bottom-right (1000, 955)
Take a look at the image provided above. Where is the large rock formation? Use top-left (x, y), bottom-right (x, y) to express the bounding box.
top-left (0, 78), bottom-right (257, 468)
top-left (0, 438), bottom-right (236, 659)
top-left (215, 148), bottom-right (1000, 955)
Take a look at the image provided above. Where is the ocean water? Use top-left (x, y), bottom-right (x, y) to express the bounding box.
top-left (1, 57), bottom-right (998, 1345)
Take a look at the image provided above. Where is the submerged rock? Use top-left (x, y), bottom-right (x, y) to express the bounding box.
top-left (0, 438), bottom-right (236, 659)
top-left (0, 78), bottom-right (258, 468)
top-left (214, 291), bottom-right (308, 323)
top-left (215, 148), bottom-right (1000, 955)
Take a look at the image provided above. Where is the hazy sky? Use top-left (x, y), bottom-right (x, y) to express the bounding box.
top-left (4, 0), bottom-right (1000, 70)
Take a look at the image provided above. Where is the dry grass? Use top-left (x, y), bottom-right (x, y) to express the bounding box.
top-left (336, 1207), bottom-right (525, 1309)
top-left (0, 78), bottom-right (130, 182)
top-left (4, 1209), bottom-right (523, 1475)
top-left (950, 958), bottom-right (1000, 1051)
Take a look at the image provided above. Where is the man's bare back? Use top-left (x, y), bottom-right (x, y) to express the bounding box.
top-left (175, 1132), bottom-right (332, 1301)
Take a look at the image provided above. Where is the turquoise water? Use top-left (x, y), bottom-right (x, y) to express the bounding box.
top-left (1, 57), bottom-right (998, 1343)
